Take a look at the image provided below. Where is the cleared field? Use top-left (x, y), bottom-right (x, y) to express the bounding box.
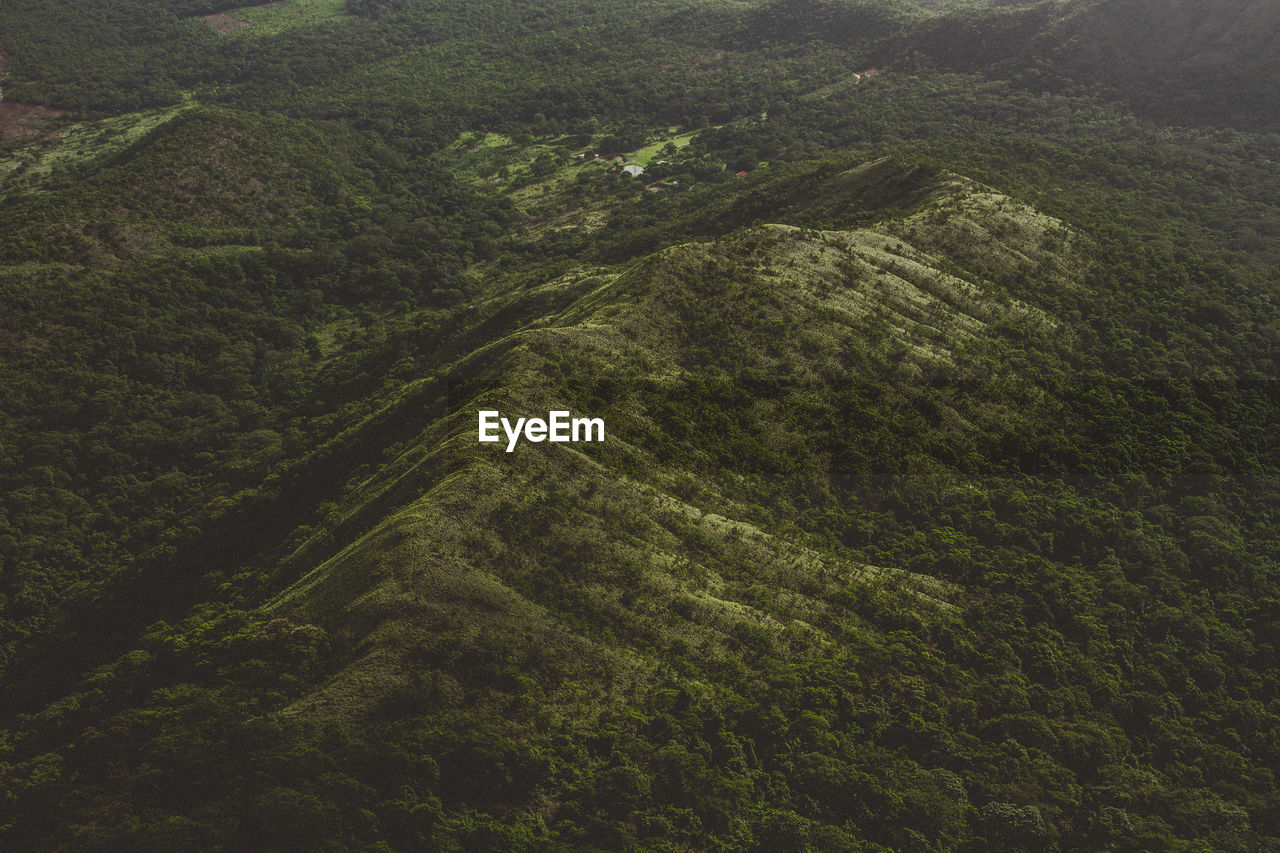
top-left (202, 0), bottom-right (349, 37)
top-left (631, 129), bottom-right (697, 166)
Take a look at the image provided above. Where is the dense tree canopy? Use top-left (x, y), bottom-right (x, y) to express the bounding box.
top-left (1, 0), bottom-right (1279, 850)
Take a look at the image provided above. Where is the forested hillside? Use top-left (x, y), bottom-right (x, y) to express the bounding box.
top-left (2, 0), bottom-right (1279, 849)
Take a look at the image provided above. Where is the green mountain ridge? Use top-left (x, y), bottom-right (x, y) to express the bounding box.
top-left (262, 166), bottom-right (1057, 723)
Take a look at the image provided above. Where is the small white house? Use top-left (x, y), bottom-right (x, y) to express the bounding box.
top-left (622, 164), bottom-right (645, 178)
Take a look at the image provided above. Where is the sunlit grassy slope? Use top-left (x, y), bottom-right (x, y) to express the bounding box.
top-left (0, 96), bottom-right (196, 198)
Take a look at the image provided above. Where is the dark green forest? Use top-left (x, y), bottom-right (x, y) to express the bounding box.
top-left (2, 0), bottom-right (1280, 849)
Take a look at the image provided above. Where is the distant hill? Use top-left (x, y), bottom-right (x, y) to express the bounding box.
top-left (906, 0), bottom-right (1280, 129)
top-left (1022, 0), bottom-right (1280, 128)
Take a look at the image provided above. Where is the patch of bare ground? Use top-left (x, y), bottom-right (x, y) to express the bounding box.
top-left (691, 49), bottom-right (725, 74)
top-left (201, 12), bottom-right (251, 34)
top-left (658, 48), bottom-right (724, 76)
top-left (0, 103), bottom-right (64, 141)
